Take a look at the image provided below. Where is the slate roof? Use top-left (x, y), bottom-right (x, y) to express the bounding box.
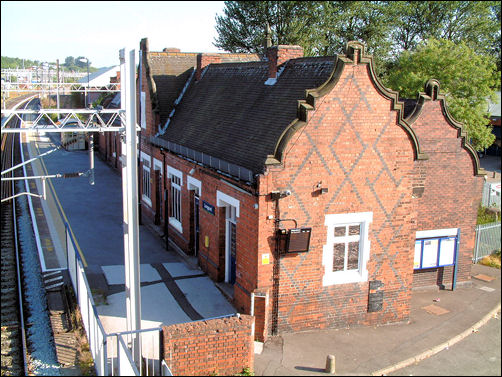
top-left (147, 52), bottom-right (262, 126)
top-left (400, 98), bottom-right (417, 119)
top-left (154, 57), bottom-right (335, 176)
top-left (78, 66), bottom-right (119, 86)
top-left (147, 53), bottom-right (198, 125)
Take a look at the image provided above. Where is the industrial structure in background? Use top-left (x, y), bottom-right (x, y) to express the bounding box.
top-left (1, 48), bottom-right (146, 375)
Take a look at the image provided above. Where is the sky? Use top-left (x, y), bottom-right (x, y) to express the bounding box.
top-left (1, 1), bottom-right (227, 68)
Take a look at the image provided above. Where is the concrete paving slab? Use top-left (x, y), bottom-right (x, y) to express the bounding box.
top-left (162, 262), bottom-right (204, 278)
top-left (96, 283), bottom-right (191, 334)
top-left (176, 276), bottom-right (236, 318)
top-left (101, 264), bottom-right (162, 285)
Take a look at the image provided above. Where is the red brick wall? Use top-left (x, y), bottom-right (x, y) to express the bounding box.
top-left (196, 54), bottom-right (222, 80)
top-left (408, 98), bottom-right (484, 288)
top-left (412, 266), bottom-right (455, 288)
top-left (253, 293), bottom-right (269, 342)
top-left (162, 315), bottom-right (254, 376)
top-left (267, 45), bottom-right (304, 78)
top-left (256, 55), bottom-right (417, 333)
top-left (144, 147), bottom-right (260, 314)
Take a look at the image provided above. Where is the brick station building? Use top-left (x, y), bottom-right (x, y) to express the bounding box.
top-left (98, 39), bottom-right (485, 340)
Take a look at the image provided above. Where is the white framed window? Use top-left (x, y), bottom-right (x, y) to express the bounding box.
top-left (217, 191), bottom-right (240, 217)
top-left (153, 158), bottom-right (162, 173)
top-left (187, 175), bottom-right (201, 196)
top-left (141, 153), bottom-right (151, 207)
top-left (168, 166), bottom-right (183, 233)
top-left (322, 212), bottom-right (373, 286)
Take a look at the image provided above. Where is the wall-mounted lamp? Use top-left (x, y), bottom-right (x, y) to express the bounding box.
top-left (270, 190), bottom-right (291, 200)
top-left (314, 181), bottom-right (329, 194)
top-left (189, 168), bottom-right (195, 175)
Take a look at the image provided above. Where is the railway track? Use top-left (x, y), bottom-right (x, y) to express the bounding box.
top-left (1, 97), bottom-right (32, 376)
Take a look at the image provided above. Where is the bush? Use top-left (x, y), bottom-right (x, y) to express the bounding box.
top-left (477, 205), bottom-right (498, 225)
top-left (479, 250), bottom-right (501, 269)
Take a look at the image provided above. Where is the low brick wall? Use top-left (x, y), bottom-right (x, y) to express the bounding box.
top-left (162, 315), bottom-right (254, 376)
top-left (253, 294), bottom-right (269, 342)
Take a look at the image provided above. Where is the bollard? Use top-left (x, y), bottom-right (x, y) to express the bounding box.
top-left (326, 354), bottom-right (335, 374)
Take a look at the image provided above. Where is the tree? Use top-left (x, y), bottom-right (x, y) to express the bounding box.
top-left (385, 38), bottom-right (498, 151)
top-left (75, 56), bottom-right (91, 69)
top-left (388, 1), bottom-right (500, 55)
top-left (214, 1), bottom-right (319, 55)
top-left (214, 1), bottom-right (501, 72)
top-left (64, 56), bottom-right (75, 67)
top-left (1, 56), bottom-right (38, 69)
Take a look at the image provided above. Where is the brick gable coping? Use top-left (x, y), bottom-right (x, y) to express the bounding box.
top-left (404, 79), bottom-right (485, 176)
top-left (265, 41), bottom-right (429, 168)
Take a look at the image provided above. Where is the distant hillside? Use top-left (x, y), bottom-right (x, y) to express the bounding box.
top-left (1, 56), bottom-right (98, 72)
top-left (1, 56), bottom-right (40, 69)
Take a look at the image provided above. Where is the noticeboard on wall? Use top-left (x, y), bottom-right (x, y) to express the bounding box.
top-left (286, 228), bottom-right (312, 253)
top-left (414, 236), bottom-right (457, 270)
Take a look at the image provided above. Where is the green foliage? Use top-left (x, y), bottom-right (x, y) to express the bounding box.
top-left (214, 1), bottom-right (319, 55)
top-left (92, 93), bottom-right (113, 108)
top-left (477, 205), bottom-right (498, 225)
top-left (235, 367), bottom-right (254, 376)
top-left (384, 38), bottom-right (498, 151)
top-left (1, 56), bottom-right (39, 69)
top-left (479, 250), bottom-right (501, 269)
top-left (214, 1), bottom-right (501, 71)
top-left (388, 1), bottom-right (500, 55)
top-left (47, 113), bottom-right (59, 123)
top-left (65, 56), bottom-right (75, 67)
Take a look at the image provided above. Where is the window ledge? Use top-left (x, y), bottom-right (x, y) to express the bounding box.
top-left (323, 270), bottom-right (368, 286)
top-left (142, 195), bottom-right (152, 207)
top-left (169, 217), bottom-right (183, 234)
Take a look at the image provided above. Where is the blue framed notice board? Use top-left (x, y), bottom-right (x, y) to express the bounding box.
top-left (414, 236), bottom-right (457, 270)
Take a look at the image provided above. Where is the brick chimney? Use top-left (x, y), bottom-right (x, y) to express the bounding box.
top-left (267, 45), bottom-right (304, 79)
top-left (196, 53), bottom-right (222, 81)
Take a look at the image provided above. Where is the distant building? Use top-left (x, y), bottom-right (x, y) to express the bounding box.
top-left (78, 66), bottom-right (119, 106)
top-left (486, 91), bottom-right (501, 156)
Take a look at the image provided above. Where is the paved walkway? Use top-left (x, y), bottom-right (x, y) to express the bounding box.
top-left (24, 129), bottom-right (500, 376)
top-left (24, 130), bottom-right (235, 340)
top-left (254, 264), bottom-right (500, 376)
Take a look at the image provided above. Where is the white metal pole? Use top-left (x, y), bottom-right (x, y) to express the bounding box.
top-left (124, 48), bottom-right (142, 364)
top-left (119, 49), bottom-right (131, 346)
top-left (56, 59), bottom-right (60, 119)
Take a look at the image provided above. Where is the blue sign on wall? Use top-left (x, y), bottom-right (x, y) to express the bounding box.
top-left (202, 200), bottom-right (215, 215)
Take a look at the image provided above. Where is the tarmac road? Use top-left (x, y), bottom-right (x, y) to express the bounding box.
top-left (388, 311), bottom-right (501, 376)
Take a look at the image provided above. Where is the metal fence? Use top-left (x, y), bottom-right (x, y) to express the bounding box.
top-left (473, 221), bottom-right (501, 262)
top-left (481, 181), bottom-right (501, 209)
top-left (107, 328), bottom-right (165, 376)
top-left (66, 223), bottom-right (109, 375)
top-left (65, 223), bottom-right (165, 376)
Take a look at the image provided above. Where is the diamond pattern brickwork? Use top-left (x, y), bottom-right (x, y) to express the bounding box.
top-left (265, 63), bottom-right (416, 333)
